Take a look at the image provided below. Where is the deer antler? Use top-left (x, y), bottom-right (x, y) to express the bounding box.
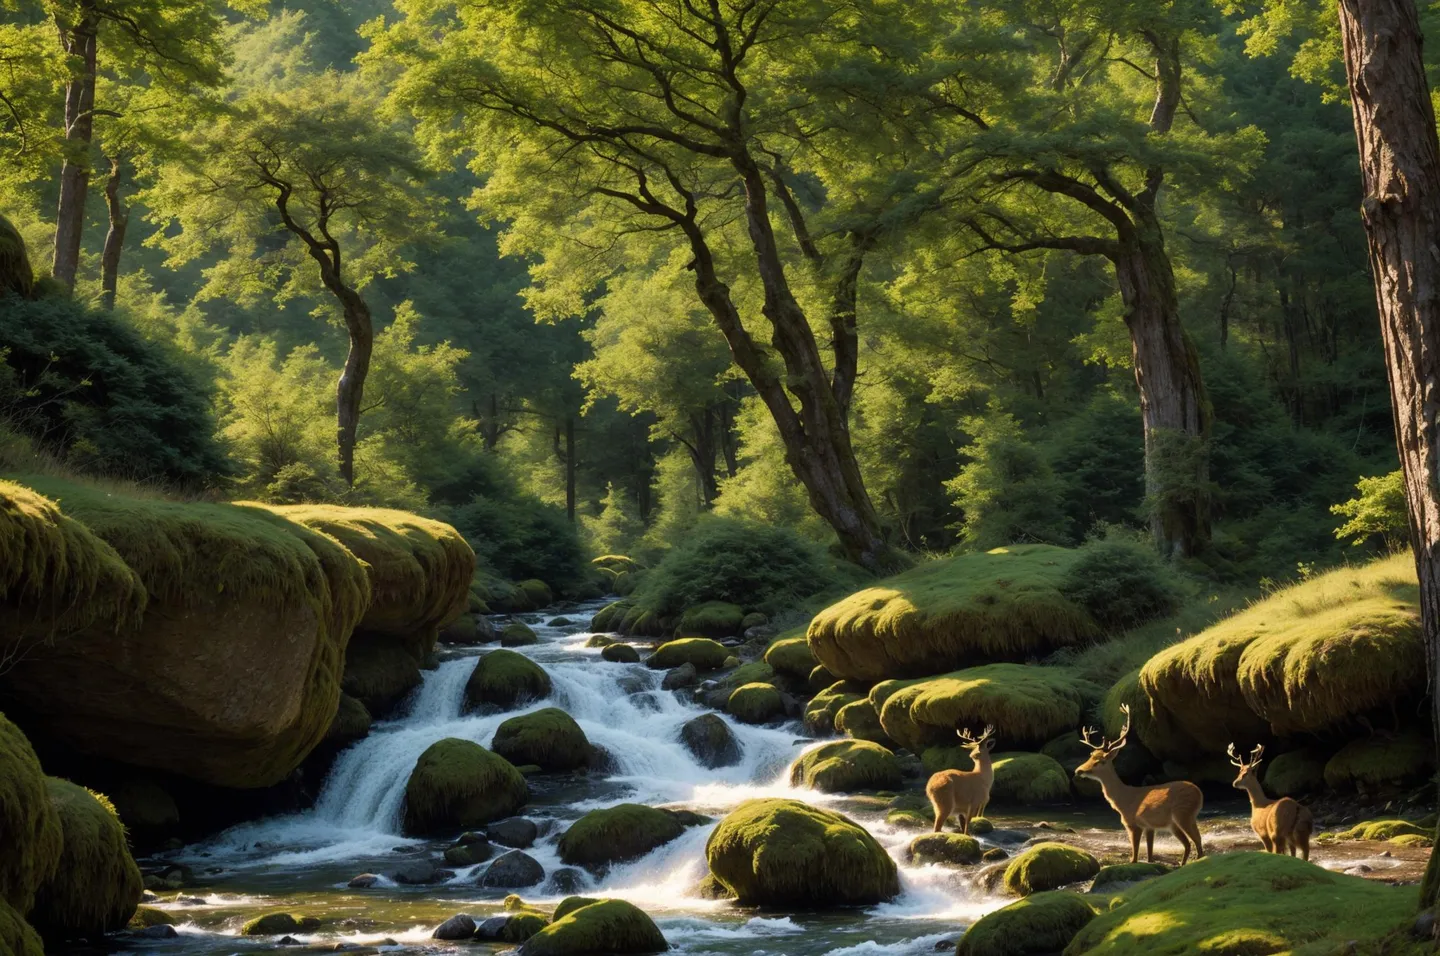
top-left (1249, 743), bottom-right (1265, 765)
top-left (979, 723), bottom-right (996, 744)
top-left (1110, 703), bottom-right (1132, 751)
top-left (1227, 742), bottom-right (1244, 767)
top-left (957, 726), bottom-right (977, 743)
top-left (1079, 725), bottom-right (1105, 749)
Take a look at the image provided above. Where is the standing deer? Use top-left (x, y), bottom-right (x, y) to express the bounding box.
top-left (925, 724), bottom-right (996, 835)
top-left (1229, 743), bottom-right (1312, 860)
top-left (1076, 705), bottom-right (1205, 864)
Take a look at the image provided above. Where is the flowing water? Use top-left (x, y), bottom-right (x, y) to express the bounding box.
top-left (114, 604), bottom-right (1199, 955)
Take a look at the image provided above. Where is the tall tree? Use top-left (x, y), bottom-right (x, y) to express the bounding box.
top-left (142, 73), bottom-right (432, 484)
top-left (1333, 0), bottom-right (1440, 909)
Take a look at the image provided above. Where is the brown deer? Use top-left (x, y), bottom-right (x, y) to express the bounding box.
top-left (1229, 743), bottom-right (1312, 860)
top-left (1076, 705), bottom-right (1205, 864)
top-left (925, 724), bottom-right (996, 835)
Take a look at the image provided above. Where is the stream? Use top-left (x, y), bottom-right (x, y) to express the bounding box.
top-left (114, 603), bottom-right (1417, 956)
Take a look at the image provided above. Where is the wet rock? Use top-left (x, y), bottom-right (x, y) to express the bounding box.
top-left (1412, 911), bottom-right (1436, 940)
top-left (661, 663), bottom-right (699, 691)
top-left (242, 913), bottom-right (323, 936)
top-left (975, 862), bottom-right (1009, 893)
top-left (549, 868), bottom-right (586, 894)
top-left (488, 817), bottom-right (540, 849)
top-left (392, 861), bottom-right (448, 885)
top-left (432, 914), bottom-right (477, 940)
top-left (177, 896), bottom-right (207, 905)
top-left (444, 840), bottom-right (494, 867)
top-left (347, 873), bottom-right (379, 888)
top-left (601, 643), bottom-right (641, 664)
top-left (680, 714), bottom-right (741, 769)
top-left (981, 848), bottom-right (1008, 863)
top-left (278, 936), bottom-right (301, 945)
top-left (895, 753), bottom-right (924, 778)
top-left (501, 621), bottom-right (540, 647)
top-left (584, 635), bottom-right (615, 648)
top-left (517, 898), bottom-right (666, 955)
top-left (141, 891), bottom-right (159, 903)
top-left (440, 614), bottom-right (480, 645)
top-left (480, 850), bottom-right (545, 888)
top-left (906, 833), bottom-right (981, 866)
top-left (132, 924), bottom-right (179, 939)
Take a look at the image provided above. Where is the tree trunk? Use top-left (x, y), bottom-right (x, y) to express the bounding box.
top-left (52, 2), bottom-right (99, 292)
top-left (1112, 222), bottom-right (1212, 559)
top-left (334, 292), bottom-right (374, 487)
top-left (1335, 0), bottom-right (1440, 910)
top-left (564, 416), bottom-right (576, 522)
top-left (100, 154), bottom-right (128, 311)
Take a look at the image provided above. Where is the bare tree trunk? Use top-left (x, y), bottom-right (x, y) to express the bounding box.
top-left (52, 2), bottom-right (99, 292)
top-left (100, 154), bottom-right (128, 311)
top-left (334, 292), bottom-right (374, 487)
top-left (1335, 0), bottom-right (1440, 911)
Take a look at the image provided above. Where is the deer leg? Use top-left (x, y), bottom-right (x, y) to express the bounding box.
top-left (1260, 835), bottom-right (1274, 853)
top-left (1297, 832), bottom-right (1310, 862)
top-left (1145, 830), bottom-right (1154, 862)
top-left (1173, 828), bottom-right (1190, 865)
top-left (959, 813), bottom-right (970, 836)
top-left (930, 797), bottom-right (947, 834)
top-left (1126, 825), bottom-right (1141, 864)
top-left (1180, 819), bottom-right (1205, 859)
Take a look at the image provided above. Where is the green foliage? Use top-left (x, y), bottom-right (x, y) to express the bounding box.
top-left (449, 491), bottom-right (588, 594)
top-left (956, 891), bottom-right (1096, 956)
top-left (1060, 537), bottom-right (1183, 630)
top-left (788, 740), bottom-right (902, 794)
top-left (402, 737), bottom-right (528, 835)
top-left (1002, 843), bottom-right (1100, 896)
top-left (583, 483), bottom-right (644, 559)
top-left (29, 780), bottom-right (143, 942)
top-left (1332, 470), bottom-right (1409, 551)
top-left (948, 412), bottom-right (1074, 550)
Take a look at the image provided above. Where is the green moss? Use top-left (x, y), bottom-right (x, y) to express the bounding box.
top-left (1065, 852), bottom-right (1414, 955)
top-left (519, 579), bottom-right (554, 609)
top-left (1390, 833), bottom-right (1432, 848)
top-left (601, 642), bottom-right (641, 663)
top-left (590, 600), bottom-right (630, 633)
top-left (516, 898), bottom-right (666, 956)
top-left (557, 804), bottom-right (688, 869)
top-left (906, 832), bottom-right (981, 866)
top-left (325, 694), bottom-right (372, 747)
top-left (741, 612), bottom-right (767, 629)
top-left (647, 637), bottom-right (729, 670)
top-left (886, 809), bottom-right (930, 829)
top-left (873, 663), bottom-right (1100, 752)
top-left (789, 740), bottom-right (902, 793)
top-left (0, 900), bottom-right (42, 956)
top-left (1089, 862), bottom-right (1169, 891)
top-left (808, 664), bottom-right (836, 692)
top-left (1334, 819), bottom-right (1429, 842)
top-left (718, 661), bottom-right (776, 689)
top-left (502, 621), bottom-right (540, 647)
top-left (500, 912), bottom-right (547, 942)
top-left (1324, 732), bottom-right (1434, 793)
top-left (342, 633), bottom-right (422, 716)
top-left (803, 680), bottom-right (865, 735)
top-left (128, 907), bottom-right (176, 928)
top-left (402, 737), bottom-right (528, 834)
top-left (1002, 843), bottom-right (1099, 896)
top-left (1101, 669), bottom-right (1194, 761)
top-left (492, 708), bottom-right (591, 771)
top-left (677, 601), bottom-right (746, 638)
top-left (30, 780), bottom-right (142, 941)
top-left (706, 798), bottom-right (899, 906)
top-left (991, 752), bottom-right (1072, 804)
top-left (834, 699), bottom-right (892, 746)
top-left (240, 912), bottom-right (322, 936)
top-left (0, 714), bottom-right (60, 913)
top-left (585, 634), bottom-right (615, 648)
top-left (1262, 748), bottom-right (1328, 798)
top-left (764, 634), bottom-right (818, 679)
top-left (808, 545), bottom-right (1101, 681)
top-left (467, 649), bottom-right (553, 711)
top-left (921, 745), bottom-right (974, 775)
top-left (552, 896), bottom-right (601, 920)
top-left (956, 891), bottom-right (1096, 956)
top-left (0, 213), bottom-right (35, 299)
top-left (726, 682), bottom-right (785, 725)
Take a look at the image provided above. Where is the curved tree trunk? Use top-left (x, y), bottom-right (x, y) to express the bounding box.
top-left (52, 2), bottom-right (99, 292)
top-left (100, 154), bottom-right (128, 311)
top-left (1335, 0), bottom-right (1440, 911)
top-left (333, 288), bottom-right (374, 488)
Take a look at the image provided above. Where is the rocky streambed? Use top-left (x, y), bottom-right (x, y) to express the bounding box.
top-left (112, 605), bottom-right (1429, 956)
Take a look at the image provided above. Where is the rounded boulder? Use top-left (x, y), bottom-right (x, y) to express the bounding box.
top-left (646, 638), bottom-right (729, 671)
top-left (402, 737), bottom-right (528, 835)
top-left (1003, 843), bottom-right (1100, 896)
top-left (466, 650), bottom-right (552, 712)
top-left (517, 898), bottom-right (666, 956)
top-left (558, 804), bottom-right (689, 870)
top-left (491, 708), bottom-right (592, 772)
top-left (29, 780), bottom-right (142, 941)
top-left (788, 740), bottom-right (902, 793)
top-left (956, 890), bottom-right (1097, 956)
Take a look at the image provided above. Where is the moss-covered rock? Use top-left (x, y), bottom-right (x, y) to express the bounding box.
top-left (764, 634), bottom-right (818, 680)
top-left (873, 663), bottom-right (1099, 753)
top-left (834, 699), bottom-right (892, 747)
top-left (1002, 843), bottom-right (1099, 896)
top-left (466, 650), bottom-right (552, 712)
top-left (557, 804), bottom-right (690, 869)
top-left (680, 713), bottom-right (741, 769)
top-left (717, 660), bottom-right (775, 689)
top-left (808, 546), bottom-right (1103, 681)
top-left (0, 714), bottom-right (61, 913)
top-left (990, 753), bottom-right (1072, 804)
top-left (726, 682), bottom-right (786, 725)
top-left (803, 680), bottom-right (866, 735)
top-left (492, 708), bottom-right (592, 772)
top-left (516, 898), bottom-right (666, 956)
top-left (342, 633), bottom-right (422, 717)
top-left (1261, 747), bottom-right (1327, 798)
top-left (323, 694), bottom-right (372, 751)
top-left (502, 621), bottom-right (541, 647)
top-left (788, 740), bottom-right (902, 793)
top-left (808, 664), bottom-right (836, 693)
top-left (677, 601), bottom-right (745, 638)
top-left (956, 891), bottom-right (1096, 956)
top-left (1089, 862), bottom-right (1169, 891)
top-left (1323, 731), bottom-right (1434, 793)
top-left (128, 906), bottom-right (176, 929)
top-left (906, 832), bottom-right (981, 866)
top-left (0, 900), bottom-right (42, 956)
top-left (601, 643), bottom-right (641, 664)
top-left (1334, 819), bottom-right (1430, 841)
top-left (403, 737), bottom-right (528, 834)
top-left (518, 579), bottom-right (554, 609)
top-left (705, 798), bottom-right (899, 906)
top-left (241, 912), bottom-right (322, 936)
top-left (591, 601), bottom-right (630, 633)
top-left (0, 213), bottom-right (35, 299)
top-left (1066, 851), bottom-right (1413, 955)
top-left (29, 780), bottom-right (142, 941)
top-left (647, 638), bottom-right (729, 671)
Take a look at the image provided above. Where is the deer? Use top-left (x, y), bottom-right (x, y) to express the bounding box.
top-left (925, 724), bottom-right (996, 835)
top-left (1229, 743), bottom-right (1312, 860)
top-left (1076, 704), bottom-right (1205, 864)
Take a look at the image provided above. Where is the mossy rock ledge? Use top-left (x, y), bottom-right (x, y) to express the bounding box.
top-left (403, 737), bottom-right (528, 835)
top-left (491, 708), bottom-right (592, 772)
top-left (466, 650), bottom-right (552, 712)
top-left (1002, 843), bottom-right (1099, 896)
top-left (0, 713), bottom-right (61, 913)
top-left (788, 740), bottom-right (902, 793)
top-left (516, 898), bottom-right (666, 956)
top-left (956, 891), bottom-right (1097, 956)
top-left (705, 798), bottom-right (899, 906)
top-left (557, 804), bottom-right (694, 870)
top-left (29, 779), bottom-right (143, 941)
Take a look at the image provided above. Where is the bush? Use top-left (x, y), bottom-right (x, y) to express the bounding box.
top-left (1059, 537), bottom-right (1182, 629)
top-left (947, 412), bottom-right (1075, 550)
top-left (449, 492), bottom-right (588, 593)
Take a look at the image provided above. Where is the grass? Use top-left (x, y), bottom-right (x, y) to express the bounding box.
top-left (788, 740), bottom-right (902, 793)
top-left (705, 798), bottom-right (899, 906)
top-left (807, 545), bottom-right (1103, 681)
top-left (1065, 851), bottom-right (1416, 955)
top-left (556, 804), bottom-right (688, 869)
top-left (29, 780), bottom-right (142, 941)
top-left (0, 713), bottom-right (60, 913)
top-left (402, 737), bottom-right (528, 835)
top-left (872, 663), bottom-right (1101, 752)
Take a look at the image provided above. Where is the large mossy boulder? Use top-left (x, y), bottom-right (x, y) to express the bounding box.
top-left (0, 899), bottom-right (42, 956)
top-left (807, 545), bottom-right (1103, 681)
top-left (0, 714), bottom-right (61, 913)
top-left (1323, 731), bottom-right (1434, 794)
top-left (1002, 843), bottom-right (1099, 896)
top-left (241, 912), bottom-right (323, 936)
top-left (788, 740), bottom-right (902, 793)
top-left (726, 682), bottom-right (786, 725)
top-left (647, 638), bottom-right (729, 671)
top-left (833, 698), bottom-right (892, 747)
top-left (502, 621), bottom-right (541, 647)
top-left (990, 753), bottom-right (1072, 804)
top-left (323, 694), bottom-right (372, 752)
top-left (872, 663), bottom-right (1099, 753)
top-left (557, 804), bottom-right (690, 869)
top-left (1066, 852), bottom-right (1413, 955)
top-left (0, 478), bottom-right (371, 788)
top-left (1089, 862), bottom-right (1170, 892)
top-left (516, 898), bottom-right (666, 956)
top-left (1262, 748), bottom-right (1327, 798)
top-left (764, 634), bottom-right (818, 679)
top-left (466, 650), bottom-right (552, 712)
top-left (803, 680), bottom-right (866, 735)
top-left (957, 891), bottom-right (1096, 956)
top-left (342, 632), bottom-right (422, 717)
top-left (29, 780), bottom-right (142, 941)
top-left (590, 600), bottom-right (630, 633)
top-left (403, 737), bottom-right (528, 834)
top-left (492, 708), bottom-right (592, 772)
top-left (705, 798), bottom-right (899, 906)
top-left (677, 601), bottom-right (745, 638)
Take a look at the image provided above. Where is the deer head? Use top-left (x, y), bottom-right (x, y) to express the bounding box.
top-left (956, 723), bottom-right (997, 756)
top-left (1228, 742), bottom-right (1264, 789)
top-left (1075, 704), bottom-right (1131, 778)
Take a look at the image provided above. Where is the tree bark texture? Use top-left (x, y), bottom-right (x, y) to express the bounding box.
top-left (1335, 0), bottom-right (1440, 909)
top-left (52, 1), bottom-right (99, 292)
top-left (100, 154), bottom-right (128, 310)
